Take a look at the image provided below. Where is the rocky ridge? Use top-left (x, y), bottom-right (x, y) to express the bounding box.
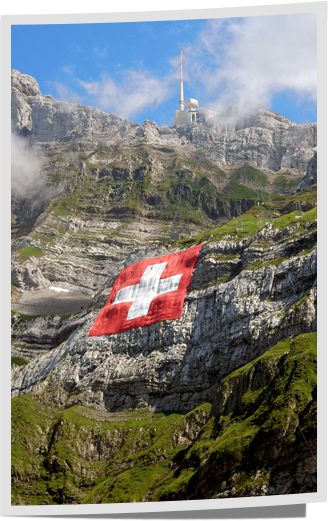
top-left (12, 69), bottom-right (316, 171)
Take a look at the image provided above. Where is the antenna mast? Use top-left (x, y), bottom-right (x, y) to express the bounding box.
top-left (179, 50), bottom-right (184, 111)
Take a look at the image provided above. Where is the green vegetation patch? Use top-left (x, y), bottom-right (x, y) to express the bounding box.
top-left (45, 149), bottom-right (229, 227)
top-left (222, 165), bottom-right (270, 201)
top-left (273, 207), bottom-right (317, 231)
top-left (175, 201), bottom-right (317, 250)
top-left (50, 155), bottom-right (66, 164)
top-left (82, 405), bottom-right (211, 504)
top-left (11, 393), bottom-right (211, 505)
top-left (232, 165), bottom-right (269, 185)
top-left (176, 205), bottom-right (268, 248)
top-left (11, 394), bottom-right (58, 503)
top-left (225, 181), bottom-right (262, 201)
top-left (11, 356), bottom-right (29, 367)
top-left (11, 310), bottom-right (42, 322)
top-left (53, 206), bottom-right (69, 217)
top-left (152, 333), bottom-right (317, 501)
top-left (11, 333), bottom-right (316, 504)
top-left (17, 246), bottom-right (45, 261)
top-left (273, 176), bottom-right (302, 191)
top-left (246, 257), bottom-right (289, 271)
top-left (290, 184), bottom-right (317, 205)
top-left (29, 232), bottom-right (54, 247)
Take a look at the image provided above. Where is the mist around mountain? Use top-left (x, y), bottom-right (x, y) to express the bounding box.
top-left (11, 70), bottom-right (317, 505)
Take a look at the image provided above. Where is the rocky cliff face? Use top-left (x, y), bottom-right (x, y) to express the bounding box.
top-left (295, 152), bottom-right (317, 192)
top-left (12, 70), bottom-right (316, 171)
top-left (11, 203), bottom-right (317, 413)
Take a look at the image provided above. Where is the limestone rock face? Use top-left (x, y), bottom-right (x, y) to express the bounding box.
top-left (11, 69), bottom-right (41, 97)
top-left (11, 70), bottom-right (316, 171)
top-left (295, 152), bottom-right (317, 192)
top-left (10, 70), bottom-right (317, 414)
top-left (11, 255), bottom-right (50, 290)
top-left (192, 111), bottom-right (317, 171)
top-left (12, 311), bottom-right (88, 349)
top-left (11, 70), bottom-right (41, 134)
top-left (11, 214), bottom-right (169, 293)
top-left (11, 236), bottom-right (317, 412)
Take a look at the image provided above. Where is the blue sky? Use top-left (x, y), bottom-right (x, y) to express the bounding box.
top-left (11, 13), bottom-right (317, 126)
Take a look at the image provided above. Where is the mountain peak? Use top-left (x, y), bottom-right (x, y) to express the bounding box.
top-left (11, 69), bottom-right (41, 97)
top-left (11, 69), bottom-right (316, 172)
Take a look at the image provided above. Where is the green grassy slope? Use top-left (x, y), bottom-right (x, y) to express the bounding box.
top-left (12, 142), bottom-right (313, 239)
top-left (224, 165), bottom-right (270, 201)
top-left (152, 333), bottom-right (317, 501)
top-left (11, 333), bottom-right (316, 505)
top-left (176, 201), bottom-right (317, 249)
top-left (44, 147), bottom-right (229, 226)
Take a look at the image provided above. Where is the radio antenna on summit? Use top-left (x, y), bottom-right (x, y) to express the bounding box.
top-left (179, 50), bottom-right (184, 112)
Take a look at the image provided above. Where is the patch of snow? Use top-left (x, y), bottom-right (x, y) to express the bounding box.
top-left (49, 286), bottom-right (69, 293)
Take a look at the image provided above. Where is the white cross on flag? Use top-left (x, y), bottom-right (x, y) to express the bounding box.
top-left (89, 243), bottom-right (203, 337)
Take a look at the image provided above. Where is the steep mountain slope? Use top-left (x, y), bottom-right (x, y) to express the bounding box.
top-left (11, 333), bottom-right (316, 505)
top-left (11, 69), bottom-right (317, 504)
top-left (11, 70), bottom-right (315, 297)
top-left (12, 197), bottom-right (317, 412)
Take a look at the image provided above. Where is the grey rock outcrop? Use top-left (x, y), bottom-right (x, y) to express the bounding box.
top-left (11, 70), bottom-right (316, 171)
top-left (295, 152), bottom-right (317, 192)
top-left (11, 238), bottom-right (317, 412)
top-left (192, 109), bottom-right (317, 171)
top-left (11, 345), bottom-right (48, 361)
top-left (11, 214), bottom-right (170, 293)
top-left (12, 310), bottom-right (88, 349)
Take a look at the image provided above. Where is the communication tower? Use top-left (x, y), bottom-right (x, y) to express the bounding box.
top-left (174, 51), bottom-right (216, 127)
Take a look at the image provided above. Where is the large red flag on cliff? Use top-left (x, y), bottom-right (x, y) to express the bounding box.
top-left (89, 243), bottom-right (203, 337)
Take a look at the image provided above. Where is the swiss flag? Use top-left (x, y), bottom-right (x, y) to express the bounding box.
top-left (89, 243), bottom-right (203, 337)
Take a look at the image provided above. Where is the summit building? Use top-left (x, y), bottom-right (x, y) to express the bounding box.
top-left (174, 51), bottom-right (216, 127)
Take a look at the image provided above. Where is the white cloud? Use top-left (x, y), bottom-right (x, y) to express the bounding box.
top-left (52, 82), bottom-right (84, 104)
top-left (11, 134), bottom-right (46, 197)
top-left (187, 13), bottom-right (317, 113)
top-left (51, 13), bottom-right (316, 122)
top-left (61, 65), bottom-right (74, 74)
top-left (78, 70), bottom-right (173, 120)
